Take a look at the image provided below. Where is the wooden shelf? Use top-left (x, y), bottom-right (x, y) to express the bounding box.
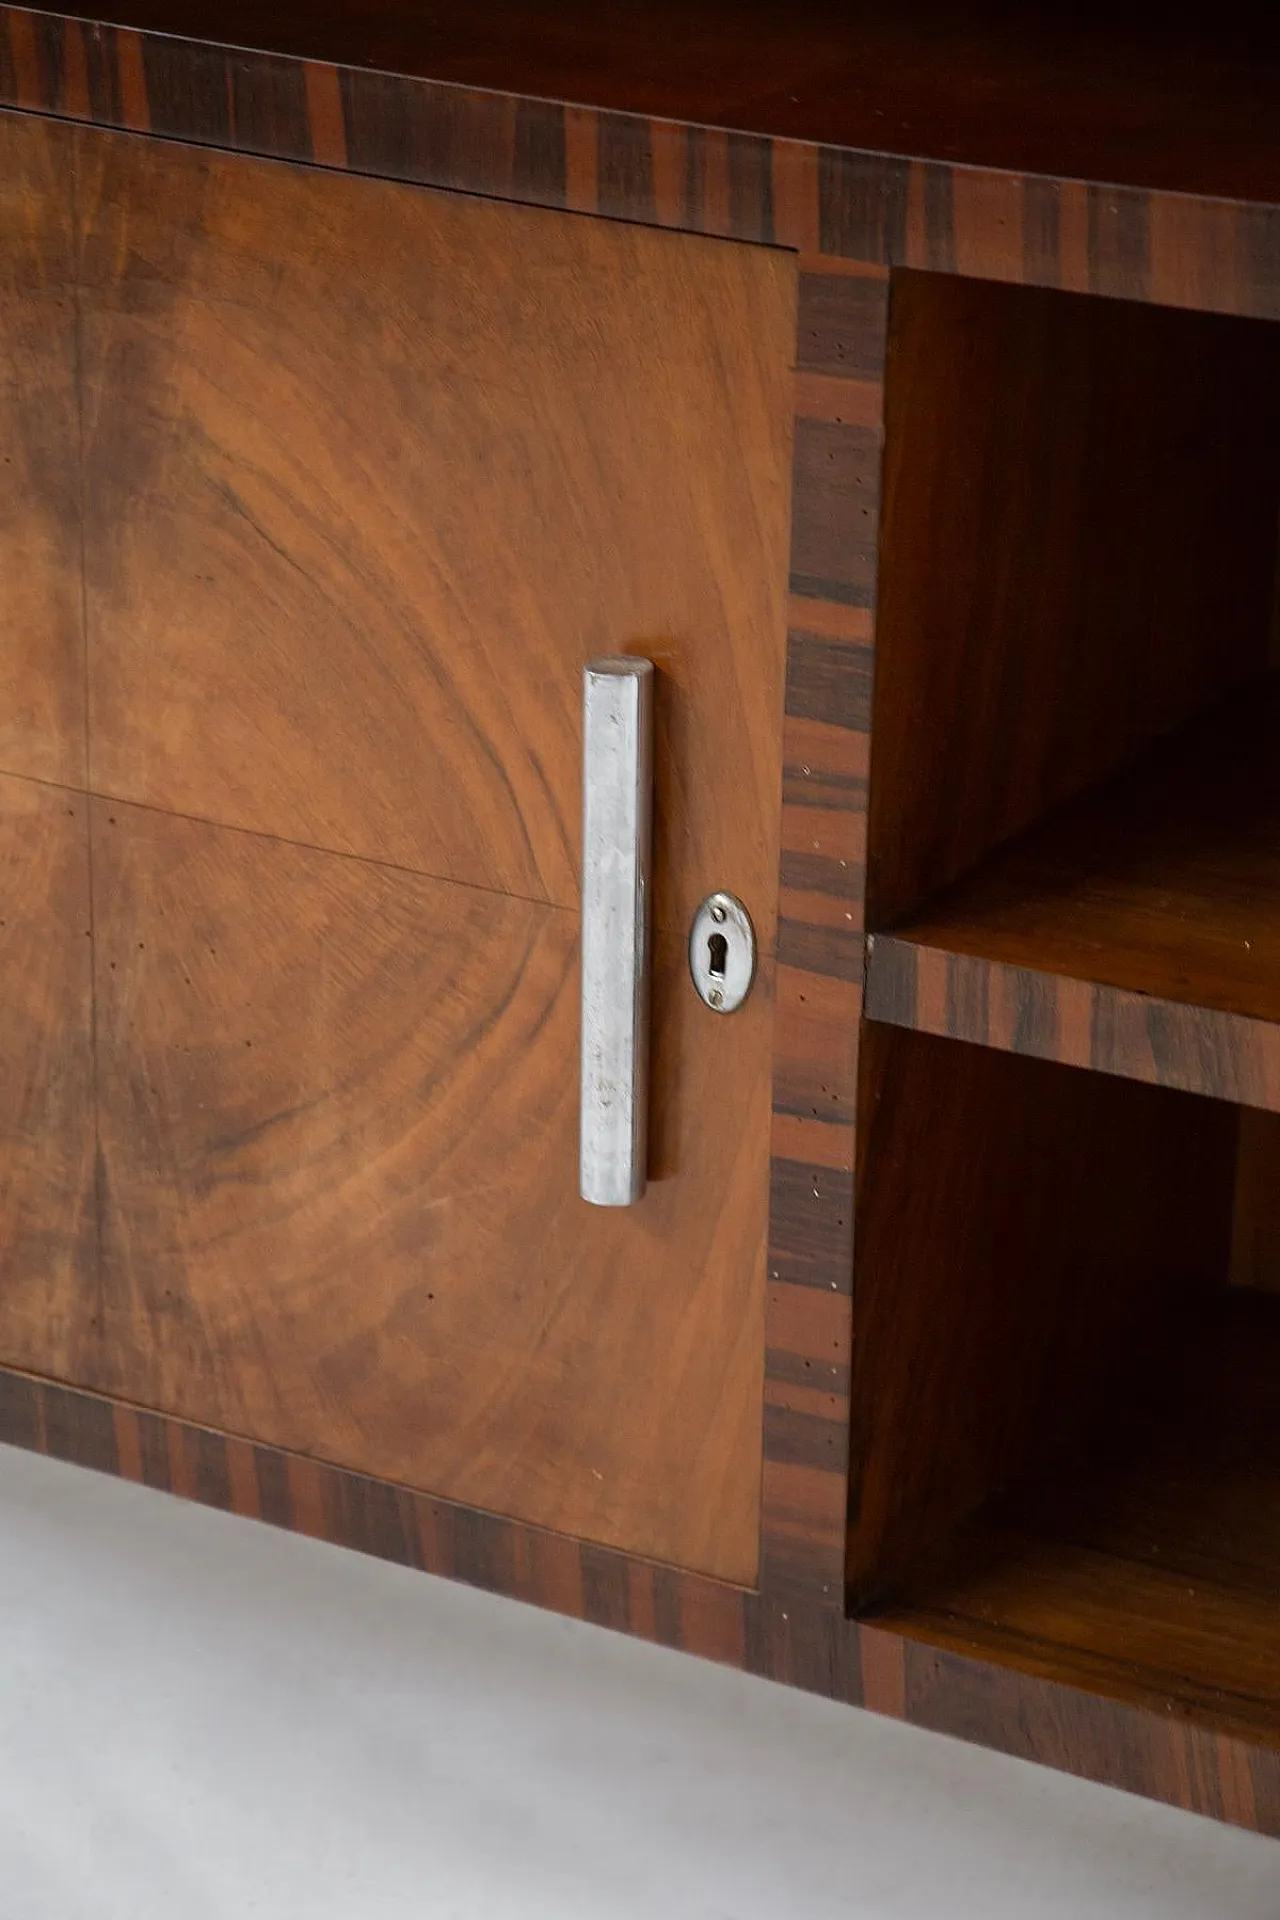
top-left (868, 1291), bottom-right (1280, 1746)
top-left (853, 256), bottom-right (1280, 1808)
top-left (866, 688), bottom-right (1280, 1108)
top-left (851, 1025), bottom-right (1280, 1746)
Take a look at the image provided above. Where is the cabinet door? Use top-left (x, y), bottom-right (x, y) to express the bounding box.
top-left (14, 128), bottom-right (795, 1584)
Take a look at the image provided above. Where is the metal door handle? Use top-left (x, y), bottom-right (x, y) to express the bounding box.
top-left (579, 657), bottom-right (653, 1206)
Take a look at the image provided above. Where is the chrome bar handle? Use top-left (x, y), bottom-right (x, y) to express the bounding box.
top-left (579, 657), bottom-right (654, 1206)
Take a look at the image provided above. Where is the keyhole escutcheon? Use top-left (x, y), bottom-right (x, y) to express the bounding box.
top-left (689, 892), bottom-right (756, 1013)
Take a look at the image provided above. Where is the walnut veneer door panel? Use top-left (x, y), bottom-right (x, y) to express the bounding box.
top-left (89, 802), bottom-right (773, 1582)
top-left (38, 126), bottom-right (795, 1584)
top-left (77, 128), bottom-right (794, 941)
top-left (0, 777), bottom-right (94, 1355)
top-left (0, 115), bottom-right (83, 787)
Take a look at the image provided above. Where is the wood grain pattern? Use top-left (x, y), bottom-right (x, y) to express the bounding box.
top-left (875, 1292), bottom-right (1280, 1748)
top-left (77, 128), bottom-right (795, 935)
top-left (0, 112), bottom-right (83, 785)
top-left (2, 1364), bottom-right (1278, 1832)
top-left (847, 1023), bottom-right (1239, 1603)
top-left (886, 1529), bottom-right (1280, 1748)
top-left (0, 775), bottom-right (95, 1363)
top-left (864, 690), bottom-right (1280, 1111)
top-left (896, 1635), bottom-right (1280, 1832)
top-left (872, 688), bottom-right (1280, 1025)
top-left (64, 799), bottom-right (771, 1583)
top-left (0, 111), bottom-right (880, 1611)
top-left (2, 1), bottom-right (1279, 1834)
top-left (4, 14), bottom-right (1280, 330)
top-left (0, 98), bottom-right (71, 290)
top-left (866, 935), bottom-right (1280, 1114)
top-left (9, 2), bottom-right (1280, 206)
top-left (868, 271), bottom-right (1280, 927)
top-left (760, 275), bottom-right (884, 1601)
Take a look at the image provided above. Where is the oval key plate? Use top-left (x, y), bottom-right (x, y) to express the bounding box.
top-left (689, 892), bottom-right (756, 1013)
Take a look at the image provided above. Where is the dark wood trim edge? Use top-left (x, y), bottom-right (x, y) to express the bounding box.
top-left (2, 1365), bottom-right (1278, 1833)
top-left (866, 934), bottom-right (1280, 1114)
top-left (1, 8), bottom-right (1279, 319)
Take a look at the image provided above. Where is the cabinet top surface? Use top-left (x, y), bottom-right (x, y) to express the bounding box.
top-left (26, 0), bottom-right (1280, 205)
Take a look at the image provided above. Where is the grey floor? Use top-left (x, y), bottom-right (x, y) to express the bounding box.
top-left (0, 1442), bottom-right (1274, 1918)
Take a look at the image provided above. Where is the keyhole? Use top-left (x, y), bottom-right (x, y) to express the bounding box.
top-left (708, 932), bottom-right (729, 979)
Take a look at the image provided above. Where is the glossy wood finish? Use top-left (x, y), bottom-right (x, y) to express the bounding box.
top-left (0, 113), bottom-right (81, 786)
top-left (2, 0), bottom-right (1280, 1836)
top-left (867, 274), bottom-right (1280, 927)
top-left (78, 131), bottom-right (795, 927)
top-left (846, 1024), bottom-right (1239, 1602)
top-left (0, 777), bottom-right (95, 1353)
top-left (874, 1292), bottom-right (1280, 1749)
top-left (10, 1), bottom-right (1280, 204)
top-left (864, 690), bottom-right (1280, 1110)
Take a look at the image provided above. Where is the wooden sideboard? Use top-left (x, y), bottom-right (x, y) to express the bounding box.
top-left (1, 1), bottom-right (1278, 1837)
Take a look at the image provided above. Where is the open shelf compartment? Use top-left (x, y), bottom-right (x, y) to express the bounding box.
top-left (851, 267), bottom-right (1280, 1742)
top-left (849, 1025), bottom-right (1280, 1744)
top-left (863, 268), bottom-right (1280, 1106)
top-left (866, 685), bottom-right (1280, 1106)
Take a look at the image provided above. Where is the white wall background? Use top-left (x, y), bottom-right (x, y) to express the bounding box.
top-left (0, 1440), bottom-right (1274, 1918)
